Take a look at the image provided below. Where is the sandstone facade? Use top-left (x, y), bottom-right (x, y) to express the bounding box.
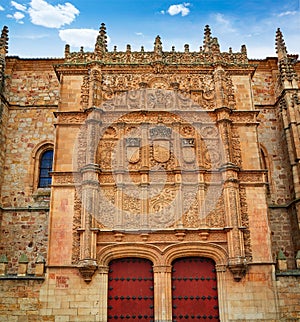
top-left (0, 24), bottom-right (299, 321)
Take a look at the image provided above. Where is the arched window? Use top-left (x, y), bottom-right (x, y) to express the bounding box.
top-left (38, 149), bottom-right (53, 188)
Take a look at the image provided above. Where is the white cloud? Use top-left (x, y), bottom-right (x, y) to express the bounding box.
top-left (160, 10), bottom-right (165, 15)
top-left (28, 0), bottom-right (79, 28)
top-left (278, 11), bottom-right (297, 17)
top-left (213, 13), bottom-right (236, 33)
top-left (0, 5), bottom-right (5, 11)
top-left (167, 3), bottom-right (190, 16)
top-left (59, 28), bottom-right (111, 49)
top-left (7, 11), bottom-right (25, 23)
top-left (135, 32), bottom-right (144, 36)
top-left (14, 33), bottom-right (49, 39)
top-left (11, 1), bottom-right (27, 12)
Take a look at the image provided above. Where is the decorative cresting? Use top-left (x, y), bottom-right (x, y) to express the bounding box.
top-left (62, 24), bottom-right (249, 65)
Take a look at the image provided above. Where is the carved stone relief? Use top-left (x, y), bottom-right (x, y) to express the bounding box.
top-left (80, 71), bottom-right (236, 111)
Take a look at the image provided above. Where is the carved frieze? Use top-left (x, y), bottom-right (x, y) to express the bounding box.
top-left (84, 73), bottom-right (233, 111)
top-left (63, 47), bottom-right (249, 66)
top-left (55, 112), bottom-right (87, 124)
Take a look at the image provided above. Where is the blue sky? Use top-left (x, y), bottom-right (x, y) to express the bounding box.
top-left (0, 0), bottom-right (299, 58)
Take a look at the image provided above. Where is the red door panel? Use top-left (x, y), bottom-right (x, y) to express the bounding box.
top-left (108, 258), bottom-right (154, 321)
top-left (172, 257), bottom-right (219, 321)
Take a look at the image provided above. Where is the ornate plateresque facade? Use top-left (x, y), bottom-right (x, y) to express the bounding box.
top-left (0, 23), bottom-right (300, 321)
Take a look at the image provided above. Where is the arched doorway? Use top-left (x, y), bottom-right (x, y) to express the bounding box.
top-left (172, 257), bottom-right (219, 321)
top-left (108, 257), bottom-right (154, 321)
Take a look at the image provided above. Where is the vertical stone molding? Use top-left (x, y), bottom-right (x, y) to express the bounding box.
top-left (79, 162), bottom-right (101, 282)
top-left (98, 265), bottom-right (109, 322)
top-left (220, 164), bottom-right (247, 280)
top-left (153, 265), bottom-right (173, 322)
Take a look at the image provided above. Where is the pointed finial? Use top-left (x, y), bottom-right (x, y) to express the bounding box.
top-left (241, 44), bottom-right (247, 55)
top-left (95, 23), bottom-right (108, 53)
top-left (276, 28), bottom-right (287, 60)
top-left (203, 25), bottom-right (212, 52)
top-left (64, 44), bottom-right (70, 57)
top-left (211, 37), bottom-right (220, 53)
top-left (154, 35), bottom-right (162, 54)
top-left (0, 26), bottom-right (9, 57)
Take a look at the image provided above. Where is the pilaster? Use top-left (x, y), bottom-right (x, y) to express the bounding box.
top-left (153, 265), bottom-right (172, 322)
top-left (98, 265), bottom-right (109, 322)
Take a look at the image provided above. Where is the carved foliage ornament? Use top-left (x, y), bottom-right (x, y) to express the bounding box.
top-left (80, 73), bottom-right (236, 111)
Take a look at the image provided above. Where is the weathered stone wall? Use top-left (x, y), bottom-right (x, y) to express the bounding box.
top-left (4, 58), bottom-right (62, 107)
top-left (251, 60), bottom-right (298, 267)
top-left (276, 275), bottom-right (300, 321)
top-left (0, 279), bottom-right (53, 321)
top-left (268, 208), bottom-right (296, 268)
top-left (0, 107), bottom-right (56, 208)
top-left (0, 58), bottom-right (59, 274)
top-left (0, 210), bottom-right (49, 275)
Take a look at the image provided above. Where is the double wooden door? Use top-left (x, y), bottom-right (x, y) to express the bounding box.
top-left (108, 257), bottom-right (219, 321)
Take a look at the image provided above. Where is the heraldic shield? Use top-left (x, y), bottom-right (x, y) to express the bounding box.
top-left (126, 138), bottom-right (141, 164)
top-left (153, 139), bottom-right (171, 163)
top-left (182, 138), bottom-right (195, 163)
top-left (150, 125), bottom-right (172, 163)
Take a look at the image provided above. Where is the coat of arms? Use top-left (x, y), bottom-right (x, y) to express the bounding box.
top-left (150, 125), bottom-right (172, 163)
top-left (181, 138), bottom-right (195, 163)
top-left (126, 138), bottom-right (140, 163)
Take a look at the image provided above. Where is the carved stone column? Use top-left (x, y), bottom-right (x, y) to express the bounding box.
top-left (153, 265), bottom-right (173, 322)
top-left (216, 106), bottom-right (246, 279)
top-left (220, 164), bottom-right (247, 281)
top-left (78, 111), bottom-right (102, 282)
top-left (78, 164), bottom-right (101, 282)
